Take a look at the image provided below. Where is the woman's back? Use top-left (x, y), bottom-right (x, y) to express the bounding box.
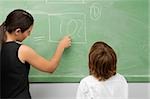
top-left (1, 41), bottom-right (31, 98)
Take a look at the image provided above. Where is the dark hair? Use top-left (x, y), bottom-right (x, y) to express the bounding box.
top-left (0, 9), bottom-right (34, 44)
top-left (89, 41), bottom-right (117, 81)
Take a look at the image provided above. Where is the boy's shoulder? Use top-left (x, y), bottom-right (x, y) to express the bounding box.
top-left (81, 75), bottom-right (94, 81)
top-left (80, 75), bottom-right (99, 84)
top-left (115, 73), bottom-right (127, 81)
top-left (80, 73), bottom-right (127, 83)
top-left (107, 73), bottom-right (128, 84)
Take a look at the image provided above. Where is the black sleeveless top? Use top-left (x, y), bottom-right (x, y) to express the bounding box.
top-left (1, 41), bottom-right (31, 99)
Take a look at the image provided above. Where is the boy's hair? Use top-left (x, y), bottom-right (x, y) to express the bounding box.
top-left (89, 41), bottom-right (117, 81)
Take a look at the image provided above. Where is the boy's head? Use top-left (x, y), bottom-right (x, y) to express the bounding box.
top-left (89, 41), bottom-right (117, 81)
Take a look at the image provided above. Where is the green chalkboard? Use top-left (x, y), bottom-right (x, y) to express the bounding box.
top-left (0, 0), bottom-right (149, 82)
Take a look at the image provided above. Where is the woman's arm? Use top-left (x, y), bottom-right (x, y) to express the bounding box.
top-left (18, 36), bottom-right (71, 73)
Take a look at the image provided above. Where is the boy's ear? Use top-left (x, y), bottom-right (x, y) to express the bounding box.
top-left (15, 28), bottom-right (21, 35)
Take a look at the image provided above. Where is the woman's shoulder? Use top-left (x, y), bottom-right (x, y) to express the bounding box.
top-left (18, 43), bottom-right (35, 58)
top-left (15, 41), bottom-right (32, 50)
top-left (18, 43), bottom-right (34, 53)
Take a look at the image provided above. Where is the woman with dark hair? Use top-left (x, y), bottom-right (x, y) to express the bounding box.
top-left (0, 9), bottom-right (71, 99)
top-left (76, 41), bottom-right (128, 99)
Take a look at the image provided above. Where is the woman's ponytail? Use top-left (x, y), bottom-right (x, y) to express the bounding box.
top-left (0, 22), bottom-right (5, 94)
top-left (0, 22), bottom-right (6, 50)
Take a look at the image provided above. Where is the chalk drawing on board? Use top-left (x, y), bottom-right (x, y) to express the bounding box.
top-left (90, 3), bottom-right (102, 21)
top-left (33, 36), bottom-right (45, 42)
top-left (28, 11), bottom-right (49, 42)
top-left (6, 0), bottom-right (85, 3)
top-left (48, 13), bottom-right (87, 44)
top-left (28, 0), bottom-right (44, 1)
top-left (29, 10), bottom-right (49, 15)
top-left (45, 0), bottom-right (85, 4)
top-left (60, 19), bottom-right (82, 38)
